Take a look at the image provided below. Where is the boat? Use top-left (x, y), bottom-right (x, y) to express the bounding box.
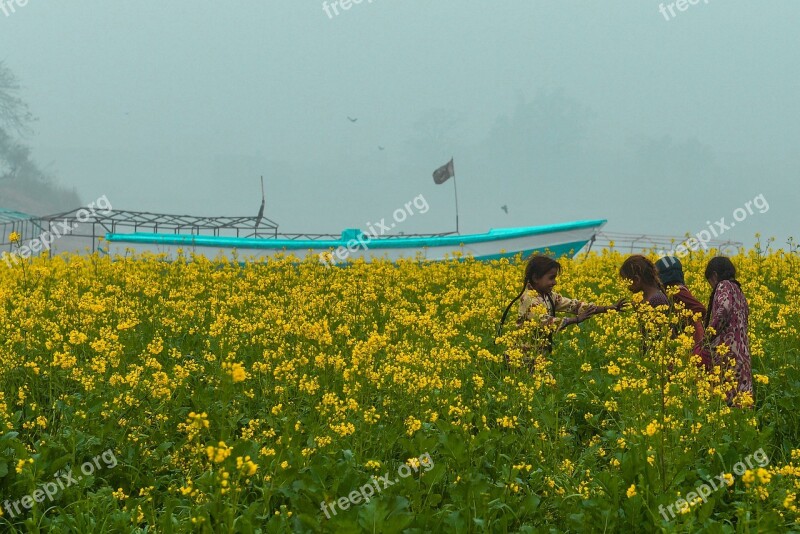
top-left (0, 206), bottom-right (606, 263)
top-left (102, 218), bottom-right (607, 263)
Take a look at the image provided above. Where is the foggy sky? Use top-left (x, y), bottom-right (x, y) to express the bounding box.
top-left (1, 1), bottom-right (798, 246)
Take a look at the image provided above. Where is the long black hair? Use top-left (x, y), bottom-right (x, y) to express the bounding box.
top-left (704, 256), bottom-right (740, 327)
top-left (496, 255), bottom-right (561, 338)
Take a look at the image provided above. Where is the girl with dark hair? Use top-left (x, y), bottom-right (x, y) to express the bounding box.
top-left (498, 254), bottom-right (625, 357)
top-left (620, 255), bottom-right (669, 308)
top-left (620, 255), bottom-right (670, 357)
top-left (704, 257), bottom-right (753, 407)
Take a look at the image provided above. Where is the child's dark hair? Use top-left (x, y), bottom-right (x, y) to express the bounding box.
top-left (523, 255), bottom-right (561, 289)
top-left (620, 255), bottom-right (663, 290)
top-left (496, 254), bottom-right (561, 338)
top-left (704, 257), bottom-right (740, 327)
top-left (705, 256), bottom-right (736, 281)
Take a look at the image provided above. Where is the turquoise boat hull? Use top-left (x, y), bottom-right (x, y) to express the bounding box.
top-left (103, 219), bottom-right (606, 263)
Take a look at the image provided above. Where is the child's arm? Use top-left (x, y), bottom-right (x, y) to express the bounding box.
top-left (679, 289), bottom-right (707, 316)
top-left (521, 292), bottom-right (570, 330)
top-left (556, 309), bottom-right (593, 331)
top-left (551, 292), bottom-right (594, 315)
top-left (549, 292), bottom-right (598, 331)
top-left (586, 298), bottom-right (627, 316)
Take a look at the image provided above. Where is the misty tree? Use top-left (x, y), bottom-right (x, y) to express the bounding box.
top-left (484, 88), bottom-right (593, 178)
top-left (0, 61), bottom-right (35, 137)
top-left (0, 61), bottom-right (80, 213)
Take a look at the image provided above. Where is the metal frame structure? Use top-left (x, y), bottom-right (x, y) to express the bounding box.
top-left (1, 208), bottom-right (281, 253)
top-left (0, 207), bottom-right (458, 255)
top-left (584, 231), bottom-right (743, 255)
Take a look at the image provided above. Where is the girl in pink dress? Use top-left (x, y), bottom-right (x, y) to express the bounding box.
top-left (703, 257), bottom-right (753, 407)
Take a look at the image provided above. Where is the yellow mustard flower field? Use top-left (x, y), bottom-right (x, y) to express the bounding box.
top-left (0, 244), bottom-right (799, 532)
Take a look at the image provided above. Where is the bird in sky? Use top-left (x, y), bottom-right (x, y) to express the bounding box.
top-left (378, 146), bottom-right (385, 151)
top-left (347, 116), bottom-right (358, 123)
top-left (501, 205), bottom-right (508, 214)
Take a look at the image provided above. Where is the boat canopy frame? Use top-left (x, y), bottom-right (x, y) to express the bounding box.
top-left (0, 207), bottom-right (458, 253)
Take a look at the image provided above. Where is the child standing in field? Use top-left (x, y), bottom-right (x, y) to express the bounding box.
top-left (620, 255), bottom-right (670, 356)
top-left (703, 257), bottom-right (753, 407)
top-left (656, 256), bottom-right (711, 369)
top-left (498, 255), bottom-right (625, 363)
top-left (620, 255), bottom-right (670, 309)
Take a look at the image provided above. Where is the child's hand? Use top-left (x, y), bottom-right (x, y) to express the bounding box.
top-left (612, 298), bottom-right (628, 312)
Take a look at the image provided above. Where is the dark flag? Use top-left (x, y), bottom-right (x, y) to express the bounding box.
top-left (432, 158), bottom-right (455, 185)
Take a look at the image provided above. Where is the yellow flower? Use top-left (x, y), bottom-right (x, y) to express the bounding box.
top-left (223, 362), bottom-right (248, 383)
top-left (405, 416), bottom-right (423, 436)
top-left (496, 415), bottom-right (518, 429)
top-left (15, 458), bottom-right (33, 473)
top-left (756, 467), bottom-right (771, 484)
top-left (206, 441), bottom-right (232, 464)
top-left (472, 374), bottom-right (484, 389)
top-left (236, 455), bottom-right (258, 476)
top-left (406, 457), bottom-right (421, 469)
top-left (626, 484), bottom-right (637, 498)
top-left (8, 231), bottom-right (21, 244)
top-left (645, 421), bottom-right (659, 436)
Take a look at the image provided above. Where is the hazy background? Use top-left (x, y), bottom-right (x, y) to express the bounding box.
top-left (1, 1), bottom-right (798, 245)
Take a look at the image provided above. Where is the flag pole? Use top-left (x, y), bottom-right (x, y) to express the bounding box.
top-left (451, 157), bottom-right (459, 234)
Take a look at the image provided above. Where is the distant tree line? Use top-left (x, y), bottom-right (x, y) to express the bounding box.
top-left (0, 61), bottom-right (80, 215)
